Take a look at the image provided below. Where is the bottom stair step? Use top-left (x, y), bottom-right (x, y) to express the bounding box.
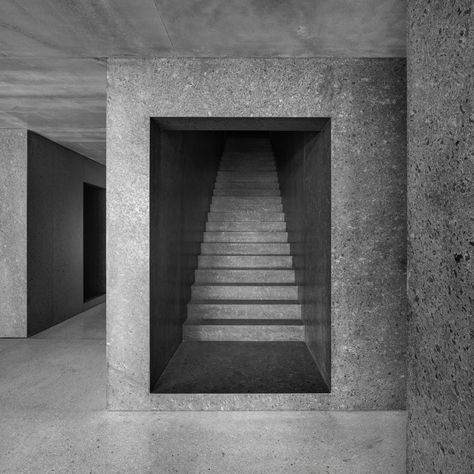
top-left (152, 341), bottom-right (329, 394)
top-left (183, 319), bottom-right (304, 341)
top-left (187, 301), bottom-right (302, 319)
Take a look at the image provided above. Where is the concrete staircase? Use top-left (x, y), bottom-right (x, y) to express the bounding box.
top-left (184, 138), bottom-right (303, 342)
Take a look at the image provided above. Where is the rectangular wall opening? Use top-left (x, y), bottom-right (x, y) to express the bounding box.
top-left (83, 183), bottom-right (106, 302)
top-left (150, 118), bottom-right (331, 394)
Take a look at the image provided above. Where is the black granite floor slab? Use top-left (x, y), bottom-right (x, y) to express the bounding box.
top-left (153, 341), bottom-right (329, 393)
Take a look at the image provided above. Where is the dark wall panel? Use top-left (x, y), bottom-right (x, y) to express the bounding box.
top-left (27, 132), bottom-right (105, 336)
top-left (302, 124), bottom-right (331, 386)
top-left (150, 121), bottom-right (224, 386)
top-left (84, 184), bottom-right (106, 300)
top-left (271, 125), bottom-right (331, 387)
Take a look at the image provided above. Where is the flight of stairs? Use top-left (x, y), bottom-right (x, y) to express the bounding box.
top-left (184, 137), bottom-right (303, 342)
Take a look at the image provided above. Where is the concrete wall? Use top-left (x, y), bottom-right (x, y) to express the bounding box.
top-left (0, 130), bottom-right (27, 337)
top-left (271, 124), bottom-right (331, 387)
top-left (27, 132), bottom-right (105, 336)
top-left (150, 121), bottom-right (224, 386)
top-left (407, 1), bottom-right (474, 472)
top-left (107, 58), bottom-right (407, 410)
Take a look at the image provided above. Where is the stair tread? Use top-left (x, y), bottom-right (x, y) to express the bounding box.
top-left (206, 220), bottom-right (284, 223)
top-left (192, 283), bottom-right (297, 287)
top-left (198, 256), bottom-right (291, 259)
top-left (189, 299), bottom-right (300, 304)
top-left (195, 267), bottom-right (294, 270)
top-left (185, 319), bottom-right (303, 326)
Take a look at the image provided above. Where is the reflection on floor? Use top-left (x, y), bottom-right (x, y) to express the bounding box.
top-left (155, 341), bottom-right (328, 393)
top-left (0, 306), bottom-right (406, 473)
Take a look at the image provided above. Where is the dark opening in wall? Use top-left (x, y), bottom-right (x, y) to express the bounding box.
top-left (83, 183), bottom-right (106, 302)
top-left (150, 118), bottom-right (331, 394)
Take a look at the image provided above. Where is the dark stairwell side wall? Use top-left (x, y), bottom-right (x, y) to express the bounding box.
top-left (150, 121), bottom-right (225, 387)
top-left (271, 123), bottom-right (331, 388)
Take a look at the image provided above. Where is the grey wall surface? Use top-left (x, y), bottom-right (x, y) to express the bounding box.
top-left (271, 124), bottom-right (331, 387)
top-left (0, 129), bottom-right (27, 337)
top-left (107, 57), bottom-right (406, 410)
top-left (150, 121), bottom-right (224, 386)
top-left (407, 2), bottom-right (474, 472)
top-left (27, 132), bottom-right (105, 336)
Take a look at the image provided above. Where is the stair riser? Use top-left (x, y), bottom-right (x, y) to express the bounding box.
top-left (212, 197), bottom-right (282, 205)
top-left (204, 232), bottom-right (288, 243)
top-left (216, 181), bottom-right (279, 187)
top-left (213, 190), bottom-right (280, 196)
top-left (200, 243), bottom-right (290, 255)
top-left (198, 256), bottom-right (293, 268)
top-left (192, 286), bottom-right (298, 300)
top-left (215, 182), bottom-right (279, 188)
top-left (217, 171), bottom-right (277, 176)
top-left (210, 204), bottom-right (283, 212)
top-left (187, 303), bottom-right (302, 319)
top-left (220, 158), bottom-right (274, 162)
top-left (219, 168), bottom-right (276, 172)
top-left (206, 222), bottom-right (286, 231)
top-left (220, 158), bottom-right (275, 162)
top-left (194, 269), bottom-right (296, 284)
top-left (208, 212), bottom-right (285, 222)
top-left (183, 325), bottom-right (304, 342)
top-left (216, 180), bottom-right (279, 186)
top-left (219, 164), bottom-right (276, 168)
top-left (217, 173), bottom-right (278, 178)
top-left (219, 166), bottom-right (275, 170)
top-left (219, 163), bottom-right (275, 166)
top-left (219, 170), bottom-right (277, 174)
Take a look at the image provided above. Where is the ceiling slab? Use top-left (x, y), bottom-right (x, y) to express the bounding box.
top-left (161, 0), bottom-right (406, 57)
top-left (0, 0), bottom-right (407, 58)
top-left (0, 0), bottom-right (171, 57)
top-left (0, 58), bottom-right (106, 163)
top-left (0, 0), bottom-right (406, 164)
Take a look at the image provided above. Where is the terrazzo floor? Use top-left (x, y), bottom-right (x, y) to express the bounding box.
top-left (0, 304), bottom-right (406, 473)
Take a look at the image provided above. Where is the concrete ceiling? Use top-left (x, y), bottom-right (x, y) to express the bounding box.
top-left (0, 0), bottom-right (406, 164)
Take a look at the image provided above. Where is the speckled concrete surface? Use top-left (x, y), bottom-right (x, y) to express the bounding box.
top-left (407, 2), bottom-right (474, 473)
top-left (0, 309), bottom-right (406, 473)
top-left (107, 58), bottom-right (407, 410)
top-left (0, 129), bottom-right (27, 337)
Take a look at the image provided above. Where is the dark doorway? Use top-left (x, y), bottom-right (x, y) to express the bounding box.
top-left (149, 118), bottom-right (331, 394)
top-left (83, 183), bottom-right (106, 302)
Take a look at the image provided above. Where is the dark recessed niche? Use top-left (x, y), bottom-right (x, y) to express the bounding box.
top-left (83, 183), bottom-right (106, 302)
top-left (150, 117), bottom-right (331, 394)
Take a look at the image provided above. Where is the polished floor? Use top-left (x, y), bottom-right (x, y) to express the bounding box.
top-left (0, 304), bottom-right (406, 473)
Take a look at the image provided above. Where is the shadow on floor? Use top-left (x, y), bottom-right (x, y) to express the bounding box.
top-left (153, 341), bottom-right (329, 393)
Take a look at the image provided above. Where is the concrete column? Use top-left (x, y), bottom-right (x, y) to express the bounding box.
top-left (407, 1), bottom-right (473, 472)
top-left (0, 129), bottom-right (27, 337)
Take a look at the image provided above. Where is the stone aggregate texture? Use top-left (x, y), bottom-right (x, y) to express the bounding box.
top-left (0, 129), bottom-right (27, 337)
top-left (107, 58), bottom-right (407, 410)
top-left (407, 1), bottom-right (474, 473)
